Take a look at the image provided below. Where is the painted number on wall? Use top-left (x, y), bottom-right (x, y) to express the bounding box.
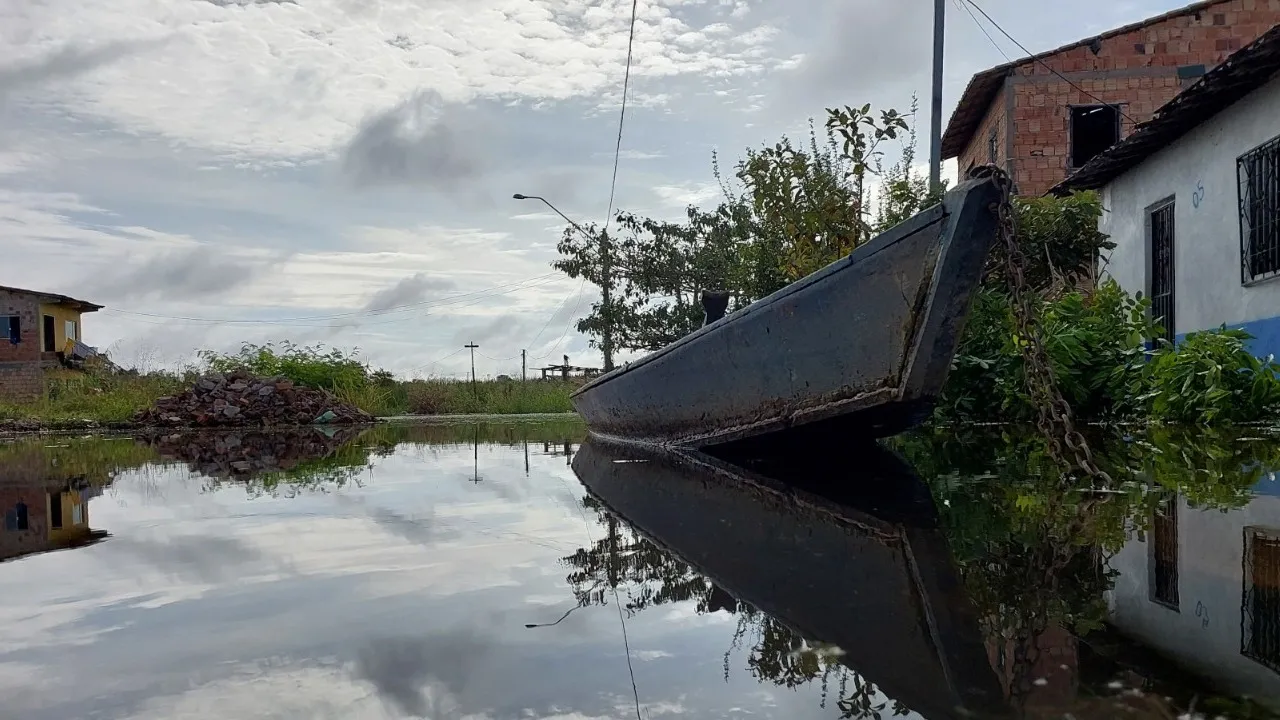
top-left (1192, 181), bottom-right (1206, 209)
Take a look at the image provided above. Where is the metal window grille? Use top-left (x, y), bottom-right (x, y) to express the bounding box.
top-left (1240, 135), bottom-right (1280, 283)
top-left (1150, 500), bottom-right (1179, 609)
top-left (1242, 527), bottom-right (1280, 671)
top-left (1150, 201), bottom-right (1176, 344)
top-left (988, 128), bottom-right (998, 164)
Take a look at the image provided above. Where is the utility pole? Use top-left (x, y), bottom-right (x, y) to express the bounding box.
top-left (521, 349), bottom-right (527, 382)
top-left (600, 229), bottom-right (615, 373)
top-left (929, 0), bottom-right (946, 194)
top-left (465, 342), bottom-right (479, 398)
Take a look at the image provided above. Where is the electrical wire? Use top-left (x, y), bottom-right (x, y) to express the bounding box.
top-left (530, 277), bottom-right (589, 361)
top-left (408, 346), bottom-right (466, 374)
top-left (602, 0), bottom-right (641, 233)
top-left (960, 0), bottom-right (1139, 126)
top-left (953, 0), bottom-right (1012, 64)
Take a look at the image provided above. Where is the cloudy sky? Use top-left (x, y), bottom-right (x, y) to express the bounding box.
top-left (1, 0), bottom-right (1180, 378)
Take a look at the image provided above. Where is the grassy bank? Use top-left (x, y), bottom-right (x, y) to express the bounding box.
top-left (0, 368), bottom-right (579, 425)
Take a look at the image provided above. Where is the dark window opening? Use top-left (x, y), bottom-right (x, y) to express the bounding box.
top-left (988, 128), bottom-right (999, 164)
top-left (1240, 134), bottom-right (1280, 283)
top-left (1244, 528), bottom-right (1280, 671)
top-left (1070, 105), bottom-right (1120, 169)
top-left (1150, 200), bottom-right (1176, 343)
top-left (42, 315), bottom-right (55, 353)
top-left (1150, 497), bottom-right (1179, 609)
top-left (3, 502), bottom-right (29, 531)
top-left (49, 492), bottom-right (63, 529)
top-left (3, 316), bottom-right (18, 345)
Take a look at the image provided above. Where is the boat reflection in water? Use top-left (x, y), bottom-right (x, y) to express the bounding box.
top-left (571, 437), bottom-right (1006, 719)
top-left (568, 436), bottom-right (1272, 720)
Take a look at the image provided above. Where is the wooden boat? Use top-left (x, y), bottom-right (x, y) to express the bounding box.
top-left (570, 174), bottom-right (1004, 448)
top-left (570, 438), bottom-right (1009, 719)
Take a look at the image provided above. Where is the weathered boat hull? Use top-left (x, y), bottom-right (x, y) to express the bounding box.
top-left (570, 439), bottom-right (1008, 719)
top-left (570, 175), bottom-right (1003, 448)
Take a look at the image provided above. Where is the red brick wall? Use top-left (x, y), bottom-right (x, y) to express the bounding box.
top-left (0, 289), bottom-right (40, 363)
top-left (0, 487), bottom-right (48, 562)
top-left (958, 86), bottom-right (1008, 178)
top-left (955, 0), bottom-right (1280, 196)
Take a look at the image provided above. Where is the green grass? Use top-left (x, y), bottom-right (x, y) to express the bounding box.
top-left (0, 369), bottom-right (187, 423)
top-left (0, 368), bottom-right (580, 425)
top-left (398, 378), bottom-right (578, 415)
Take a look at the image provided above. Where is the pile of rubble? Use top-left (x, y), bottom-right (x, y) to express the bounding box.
top-left (133, 370), bottom-right (375, 427)
top-left (138, 427), bottom-right (364, 478)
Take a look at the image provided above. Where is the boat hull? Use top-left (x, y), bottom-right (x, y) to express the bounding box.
top-left (570, 176), bottom-right (1003, 448)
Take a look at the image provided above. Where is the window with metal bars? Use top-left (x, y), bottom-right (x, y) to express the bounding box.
top-left (1240, 135), bottom-right (1280, 283)
top-left (988, 128), bottom-right (999, 164)
top-left (1242, 527), bottom-right (1280, 671)
top-left (1149, 200), bottom-right (1176, 344)
top-left (1149, 499), bottom-right (1179, 609)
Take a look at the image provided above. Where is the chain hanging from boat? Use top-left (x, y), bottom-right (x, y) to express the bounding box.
top-left (967, 164), bottom-right (1114, 485)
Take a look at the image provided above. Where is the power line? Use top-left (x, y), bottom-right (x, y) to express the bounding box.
top-left (531, 277), bottom-right (589, 361)
top-left (960, 0), bottom-right (1138, 126)
top-left (602, 0), bottom-right (640, 232)
top-left (953, 0), bottom-right (1011, 63)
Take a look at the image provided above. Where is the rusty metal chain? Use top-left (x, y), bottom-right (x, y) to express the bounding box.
top-left (968, 165), bottom-right (1114, 485)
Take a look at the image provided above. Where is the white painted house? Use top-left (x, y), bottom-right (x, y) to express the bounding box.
top-left (1107, 481), bottom-right (1280, 704)
top-left (1056, 25), bottom-right (1280, 357)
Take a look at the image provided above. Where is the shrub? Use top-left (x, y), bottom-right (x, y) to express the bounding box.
top-left (1143, 326), bottom-right (1280, 424)
top-left (198, 341), bottom-right (371, 391)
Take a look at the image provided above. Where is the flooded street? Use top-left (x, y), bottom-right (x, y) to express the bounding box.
top-left (5, 422), bottom-right (1280, 719)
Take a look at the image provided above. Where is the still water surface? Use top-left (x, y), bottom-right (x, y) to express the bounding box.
top-left (5, 421), bottom-right (1280, 719)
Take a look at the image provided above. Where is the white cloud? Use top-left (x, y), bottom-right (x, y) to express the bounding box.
top-left (650, 181), bottom-right (720, 208)
top-left (1, 0), bottom-right (785, 161)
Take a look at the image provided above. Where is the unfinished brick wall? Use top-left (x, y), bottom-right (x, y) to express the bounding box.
top-left (0, 288), bottom-right (39, 363)
top-left (957, 87), bottom-right (1008, 178)
top-left (955, 0), bottom-right (1280, 196)
top-left (0, 486), bottom-right (48, 562)
top-left (0, 363), bottom-right (43, 403)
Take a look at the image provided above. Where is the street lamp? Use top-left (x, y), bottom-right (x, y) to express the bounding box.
top-left (513, 192), bottom-right (615, 373)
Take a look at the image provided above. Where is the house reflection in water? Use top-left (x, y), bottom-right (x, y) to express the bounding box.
top-left (1108, 478), bottom-right (1280, 705)
top-left (0, 447), bottom-right (110, 563)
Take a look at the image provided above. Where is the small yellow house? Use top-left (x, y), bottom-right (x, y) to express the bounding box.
top-left (1, 284), bottom-right (104, 402)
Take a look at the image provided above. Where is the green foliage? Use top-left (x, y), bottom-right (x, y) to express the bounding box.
top-left (984, 191), bottom-right (1115, 294)
top-left (199, 341), bottom-right (372, 391)
top-left (0, 368), bottom-right (190, 423)
top-left (1144, 327), bottom-right (1280, 424)
top-left (554, 99), bottom-right (924, 355)
top-left (402, 378), bottom-right (576, 415)
top-left (939, 279), bottom-right (1157, 422)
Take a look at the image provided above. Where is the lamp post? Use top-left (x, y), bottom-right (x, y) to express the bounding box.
top-left (513, 194), bottom-right (615, 373)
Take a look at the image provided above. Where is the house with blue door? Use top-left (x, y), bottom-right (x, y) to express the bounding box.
top-left (1055, 24), bottom-right (1280, 356)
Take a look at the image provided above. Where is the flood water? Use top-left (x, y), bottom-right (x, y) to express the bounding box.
top-left (6, 422), bottom-right (1280, 719)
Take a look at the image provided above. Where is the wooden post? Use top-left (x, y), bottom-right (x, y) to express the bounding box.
top-left (562, 354), bottom-right (569, 381)
top-left (521, 349), bottom-right (526, 382)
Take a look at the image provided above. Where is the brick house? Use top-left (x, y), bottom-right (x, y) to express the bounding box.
top-left (0, 285), bottom-right (103, 402)
top-left (942, 0), bottom-right (1280, 197)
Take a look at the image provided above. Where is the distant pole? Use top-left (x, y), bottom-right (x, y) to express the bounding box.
top-left (521, 349), bottom-right (527, 382)
top-left (929, 0), bottom-right (946, 194)
top-left (465, 343), bottom-right (479, 398)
